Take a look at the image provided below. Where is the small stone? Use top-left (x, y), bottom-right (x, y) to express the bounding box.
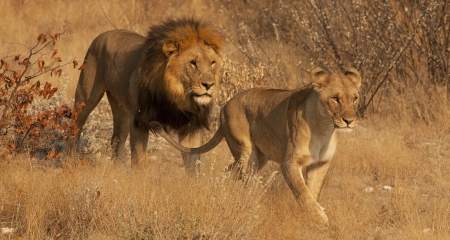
top-left (363, 187), bottom-right (374, 193)
top-left (422, 228), bottom-right (431, 234)
top-left (1, 227), bottom-right (15, 234)
top-left (382, 185), bottom-right (394, 191)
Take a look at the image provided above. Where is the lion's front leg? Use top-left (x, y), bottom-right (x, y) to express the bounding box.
top-left (179, 130), bottom-right (202, 176)
top-left (129, 121), bottom-right (149, 167)
top-left (281, 146), bottom-right (328, 225)
top-left (304, 160), bottom-right (331, 201)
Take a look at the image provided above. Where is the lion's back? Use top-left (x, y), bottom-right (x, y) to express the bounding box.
top-left (80, 30), bottom-right (147, 93)
top-left (86, 30), bottom-right (146, 68)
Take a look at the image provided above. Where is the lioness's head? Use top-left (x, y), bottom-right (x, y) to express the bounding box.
top-left (311, 67), bottom-right (361, 131)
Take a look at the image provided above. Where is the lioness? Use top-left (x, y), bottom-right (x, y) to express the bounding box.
top-left (149, 67), bottom-right (361, 224)
top-left (65, 18), bottom-right (223, 173)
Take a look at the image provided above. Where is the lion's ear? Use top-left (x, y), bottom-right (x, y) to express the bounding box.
top-left (311, 67), bottom-right (328, 92)
top-left (344, 67), bottom-right (361, 89)
top-left (162, 42), bottom-right (178, 57)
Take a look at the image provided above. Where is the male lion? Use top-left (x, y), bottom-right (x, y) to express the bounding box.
top-left (148, 67), bottom-right (361, 224)
top-left (65, 18), bottom-right (223, 173)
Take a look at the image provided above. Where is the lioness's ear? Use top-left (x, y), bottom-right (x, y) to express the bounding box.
top-left (162, 42), bottom-right (178, 57)
top-left (311, 67), bottom-right (328, 92)
top-left (344, 67), bottom-right (361, 89)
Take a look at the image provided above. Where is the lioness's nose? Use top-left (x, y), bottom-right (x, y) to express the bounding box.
top-left (202, 82), bottom-right (214, 90)
top-left (343, 118), bottom-right (355, 125)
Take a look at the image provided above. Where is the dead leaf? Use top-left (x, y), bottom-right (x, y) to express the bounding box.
top-left (46, 151), bottom-right (55, 159)
top-left (72, 60), bottom-right (78, 69)
top-left (78, 63), bottom-right (85, 70)
top-left (50, 49), bottom-right (58, 59)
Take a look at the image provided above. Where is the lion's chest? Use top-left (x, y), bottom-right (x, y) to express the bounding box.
top-left (309, 131), bottom-right (338, 164)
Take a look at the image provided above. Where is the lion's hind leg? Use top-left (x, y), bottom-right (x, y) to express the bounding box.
top-left (106, 92), bottom-right (130, 164)
top-left (64, 60), bottom-right (106, 156)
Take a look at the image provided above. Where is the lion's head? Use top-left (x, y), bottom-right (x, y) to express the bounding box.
top-left (311, 67), bottom-right (361, 132)
top-left (134, 18), bottom-right (223, 137)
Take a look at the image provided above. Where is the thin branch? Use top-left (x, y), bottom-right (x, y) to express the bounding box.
top-left (98, 0), bottom-right (118, 29)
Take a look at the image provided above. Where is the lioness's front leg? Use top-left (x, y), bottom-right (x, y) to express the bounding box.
top-left (280, 144), bottom-right (328, 224)
top-left (129, 120), bottom-right (149, 167)
top-left (304, 161), bottom-right (331, 201)
top-left (179, 130), bottom-right (202, 176)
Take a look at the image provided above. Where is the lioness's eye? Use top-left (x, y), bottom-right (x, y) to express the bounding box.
top-left (332, 97), bottom-right (339, 103)
top-left (211, 60), bottom-right (216, 65)
top-left (353, 97), bottom-right (358, 103)
top-left (190, 60), bottom-right (197, 67)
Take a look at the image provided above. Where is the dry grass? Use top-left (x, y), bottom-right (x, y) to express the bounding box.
top-left (1, 0), bottom-right (450, 239)
top-left (2, 117), bottom-right (449, 239)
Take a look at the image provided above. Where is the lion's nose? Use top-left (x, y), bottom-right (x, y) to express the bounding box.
top-left (201, 82), bottom-right (214, 90)
top-left (343, 118), bottom-right (355, 125)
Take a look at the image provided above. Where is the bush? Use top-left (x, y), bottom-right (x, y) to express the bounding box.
top-left (0, 31), bottom-right (82, 161)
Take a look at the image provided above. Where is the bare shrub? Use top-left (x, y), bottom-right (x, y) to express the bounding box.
top-left (216, 0), bottom-right (450, 118)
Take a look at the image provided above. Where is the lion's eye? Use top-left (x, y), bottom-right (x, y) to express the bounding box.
top-left (211, 60), bottom-right (216, 66)
top-left (353, 97), bottom-right (358, 103)
top-left (190, 60), bottom-right (197, 67)
top-left (332, 97), bottom-right (339, 103)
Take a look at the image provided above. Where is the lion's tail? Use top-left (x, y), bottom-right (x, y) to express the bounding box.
top-left (148, 121), bottom-right (224, 154)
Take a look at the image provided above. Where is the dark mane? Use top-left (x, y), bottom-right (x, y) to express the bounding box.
top-left (133, 17), bottom-right (222, 139)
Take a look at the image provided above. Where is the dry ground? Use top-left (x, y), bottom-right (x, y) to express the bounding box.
top-left (1, 0), bottom-right (450, 239)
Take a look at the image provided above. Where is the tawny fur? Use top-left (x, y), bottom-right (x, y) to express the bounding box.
top-left (149, 67), bottom-right (361, 224)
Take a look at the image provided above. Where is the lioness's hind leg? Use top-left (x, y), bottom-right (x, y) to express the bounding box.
top-left (106, 92), bottom-right (130, 163)
top-left (225, 138), bottom-right (257, 178)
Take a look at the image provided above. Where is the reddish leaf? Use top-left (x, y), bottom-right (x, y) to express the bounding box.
top-left (14, 55), bottom-right (20, 61)
top-left (10, 143), bottom-right (16, 150)
top-left (41, 36), bottom-right (47, 45)
top-left (72, 60), bottom-right (78, 69)
top-left (94, 190), bottom-right (100, 200)
top-left (46, 151), bottom-right (55, 159)
top-left (50, 49), bottom-right (58, 59)
top-left (47, 88), bottom-right (58, 99)
top-left (37, 33), bottom-right (45, 41)
top-left (21, 58), bottom-right (30, 66)
top-left (78, 63), bottom-right (85, 70)
top-left (55, 57), bottom-right (62, 62)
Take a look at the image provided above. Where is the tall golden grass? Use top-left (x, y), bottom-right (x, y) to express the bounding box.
top-left (1, 0), bottom-right (450, 239)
